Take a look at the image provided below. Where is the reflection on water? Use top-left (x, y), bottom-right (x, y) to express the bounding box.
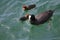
top-left (0, 0), bottom-right (60, 40)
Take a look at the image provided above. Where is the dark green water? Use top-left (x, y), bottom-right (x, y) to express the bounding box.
top-left (0, 0), bottom-right (60, 40)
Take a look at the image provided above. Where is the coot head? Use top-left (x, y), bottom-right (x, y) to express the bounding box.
top-left (29, 14), bottom-right (35, 21)
top-left (22, 4), bottom-right (36, 11)
top-left (23, 5), bottom-right (28, 11)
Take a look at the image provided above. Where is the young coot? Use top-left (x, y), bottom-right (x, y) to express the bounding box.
top-left (20, 14), bottom-right (29, 21)
top-left (23, 4), bottom-right (36, 11)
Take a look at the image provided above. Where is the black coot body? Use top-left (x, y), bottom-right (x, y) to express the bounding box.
top-left (30, 10), bottom-right (54, 25)
top-left (23, 4), bottom-right (36, 10)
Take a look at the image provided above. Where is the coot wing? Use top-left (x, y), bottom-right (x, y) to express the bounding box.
top-left (35, 11), bottom-right (52, 24)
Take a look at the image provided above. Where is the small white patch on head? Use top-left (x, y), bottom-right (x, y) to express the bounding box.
top-left (29, 15), bottom-right (31, 21)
